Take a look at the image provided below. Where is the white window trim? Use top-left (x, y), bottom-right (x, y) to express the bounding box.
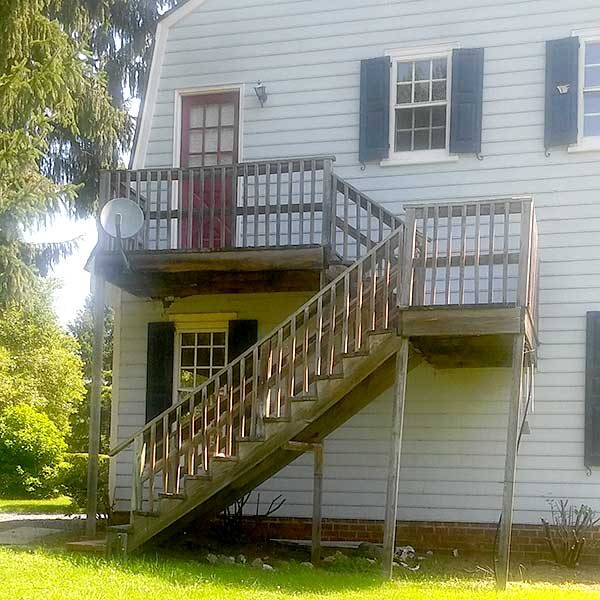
top-left (382, 44), bottom-right (460, 167)
top-left (569, 30), bottom-right (600, 153)
top-left (172, 84), bottom-right (246, 168)
top-left (170, 312), bottom-right (237, 404)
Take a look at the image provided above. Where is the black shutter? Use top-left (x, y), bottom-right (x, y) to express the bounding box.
top-left (545, 37), bottom-right (579, 148)
top-left (359, 56), bottom-right (391, 162)
top-left (450, 48), bottom-right (484, 154)
top-left (586, 312), bottom-right (600, 466)
top-left (145, 322), bottom-right (175, 422)
top-left (228, 320), bottom-right (258, 361)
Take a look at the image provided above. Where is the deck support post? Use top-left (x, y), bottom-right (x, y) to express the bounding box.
top-left (496, 333), bottom-right (525, 590)
top-left (311, 442), bottom-right (324, 565)
top-left (86, 272), bottom-right (106, 538)
top-left (382, 338), bottom-right (409, 579)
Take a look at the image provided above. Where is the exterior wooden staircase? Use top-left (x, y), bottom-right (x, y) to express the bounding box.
top-left (69, 165), bottom-right (539, 559)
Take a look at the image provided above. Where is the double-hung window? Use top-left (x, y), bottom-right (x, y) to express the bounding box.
top-left (175, 330), bottom-right (227, 401)
top-left (385, 48), bottom-right (455, 164)
top-left (582, 39), bottom-right (600, 139)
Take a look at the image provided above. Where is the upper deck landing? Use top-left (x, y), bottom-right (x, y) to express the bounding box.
top-left (94, 157), bottom-right (401, 296)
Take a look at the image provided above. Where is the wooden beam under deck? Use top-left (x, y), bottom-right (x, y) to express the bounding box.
top-left (398, 305), bottom-right (536, 369)
top-left (94, 246), bottom-right (326, 298)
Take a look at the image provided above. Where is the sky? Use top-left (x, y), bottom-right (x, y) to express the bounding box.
top-left (28, 214), bottom-right (98, 327)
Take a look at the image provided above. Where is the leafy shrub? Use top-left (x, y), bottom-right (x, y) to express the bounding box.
top-left (0, 404), bottom-right (66, 497)
top-left (59, 453), bottom-right (112, 519)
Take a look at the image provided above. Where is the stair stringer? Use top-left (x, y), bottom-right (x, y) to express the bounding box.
top-left (123, 331), bottom-right (410, 552)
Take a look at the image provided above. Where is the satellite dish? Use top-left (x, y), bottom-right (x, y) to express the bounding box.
top-left (100, 198), bottom-right (144, 239)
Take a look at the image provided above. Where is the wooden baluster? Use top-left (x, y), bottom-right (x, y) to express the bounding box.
top-left (227, 367), bottom-right (233, 456)
top-left (287, 160), bottom-right (294, 245)
top-left (400, 210), bottom-right (416, 308)
top-left (220, 166), bottom-right (227, 249)
top-left (276, 328), bottom-right (284, 416)
top-left (175, 405), bottom-right (182, 493)
top-left (343, 183), bottom-right (350, 261)
top-left (327, 284), bottom-right (337, 376)
top-left (383, 238), bottom-right (391, 329)
top-left (431, 206), bottom-right (439, 305)
top-left (239, 356), bottom-right (247, 438)
top-left (417, 208), bottom-right (428, 306)
top-left (315, 295), bottom-right (323, 377)
top-left (241, 164), bottom-right (249, 247)
top-left (474, 203), bottom-right (481, 304)
top-left (459, 204), bottom-right (467, 305)
top-left (288, 314), bottom-right (297, 397)
top-left (369, 250), bottom-right (377, 330)
top-left (355, 185), bottom-right (361, 259)
top-left (445, 205), bottom-right (453, 305)
top-left (310, 159), bottom-right (316, 245)
top-left (250, 346), bottom-right (259, 438)
top-left (132, 434), bottom-right (143, 513)
top-left (253, 164), bottom-right (260, 247)
top-left (488, 202), bottom-right (495, 304)
top-left (201, 387), bottom-right (209, 471)
top-left (265, 162), bottom-right (271, 248)
top-left (143, 172), bottom-right (151, 250)
top-left (199, 168), bottom-right (206, 249)
top-left (162, 413), bottom-right (170, 494)
top-left (367, 198), bottom-right (373, 251)
top-left (303, 305), bottom-right (310, 393)
top-left (188, 395), bottom-right (196, 475)
top-left (207, 168), bottom-right (214, 249)
top-left (299, 160), bottom-right (305, 245)
top-left (355, 260), bottom-right (363, 351)
top-left (152, 171), bottom-right (160, 251)
top-left (166, 169), bottom-right (173, 249)
top-left (148, 423), bottom-right (156, 512)
top-left (276, 162), bottom-right (282, 247)
top-left (503, 201), bottom-right (510, 304)
top-left (187, 169), bottom-right (195, 249)
top-left (266, 337), bottom-right (274, 416)
top-left (342, 272), bottom-right (350, 353)
top-left (378, 205), bottom-right (385, 245)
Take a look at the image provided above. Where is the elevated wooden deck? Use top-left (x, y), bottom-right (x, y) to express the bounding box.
top-left (93, 157), bottom-right (401, 297)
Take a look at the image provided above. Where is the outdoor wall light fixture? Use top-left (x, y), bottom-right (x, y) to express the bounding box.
top-left (254, 81), bottom-right (268, 107)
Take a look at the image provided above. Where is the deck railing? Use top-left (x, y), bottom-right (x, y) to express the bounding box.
top-left (98, 157), bottom-right (402, 264)
top-left (400, 197), bottom-right (537, 316)
top-left (107, 192), bottom-right (538, 512)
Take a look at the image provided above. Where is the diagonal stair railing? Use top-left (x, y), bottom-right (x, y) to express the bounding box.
top-left (110, 222), bottom-right (407, 513)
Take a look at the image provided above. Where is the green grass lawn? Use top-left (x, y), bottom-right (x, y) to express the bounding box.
top-left (0, 496), bottom-right (74, 514)
top-left (0, 547), bottom-right (597, 600)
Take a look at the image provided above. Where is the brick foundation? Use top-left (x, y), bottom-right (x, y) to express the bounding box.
top-left (246, 517), bottom-right (600, 563)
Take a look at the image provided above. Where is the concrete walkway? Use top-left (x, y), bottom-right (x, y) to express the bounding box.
top-left (0, 512), bottom-right (84, 547)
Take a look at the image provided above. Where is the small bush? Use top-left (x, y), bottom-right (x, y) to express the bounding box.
top-left (59, 453), bottom-right (112, 519)
top-left (541, 498), bottom-right (600, 567)
top-left (0, 404), bottom-right (66, 497)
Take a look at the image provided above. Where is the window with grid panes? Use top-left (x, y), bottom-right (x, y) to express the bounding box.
top-left (175, 331), bottom-right (227, 400)
top-left (393, 55), bottom-right (449, 153)
top-left (583, 41), bottom-right (600, 137)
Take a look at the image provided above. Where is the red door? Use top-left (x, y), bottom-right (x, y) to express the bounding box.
top-left (180, 92), bottom-right (239, 250)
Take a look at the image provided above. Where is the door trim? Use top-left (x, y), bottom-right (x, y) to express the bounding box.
top-left (172, 84), bottom-right (245, 168)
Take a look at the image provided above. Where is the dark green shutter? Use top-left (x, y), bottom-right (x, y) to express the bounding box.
top-left (145, 322), bottom-right (175, 422)
top-left (228, 320), bottom-right (258, 361)
top-left (586, 312), bottom-right (600, 466)
top-left (449, 48), bottom-right (484, 154)
top-left (359, 56), bottom-right (391, 162)
top-left (545, 37), bottom-right (579, 148)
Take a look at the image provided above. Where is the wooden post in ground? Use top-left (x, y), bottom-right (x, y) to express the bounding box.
top-left (86, 272), bottom-right (106, 537)
top-left (496, 333), bottom-right (525, 590)
top-left (311, 443), bottom-right (324, 564)
top-left (382, 339), bottom-right (409, 579)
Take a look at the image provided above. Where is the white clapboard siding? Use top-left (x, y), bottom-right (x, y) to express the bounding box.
top-left (109, 0), bottom-right (600, 523)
